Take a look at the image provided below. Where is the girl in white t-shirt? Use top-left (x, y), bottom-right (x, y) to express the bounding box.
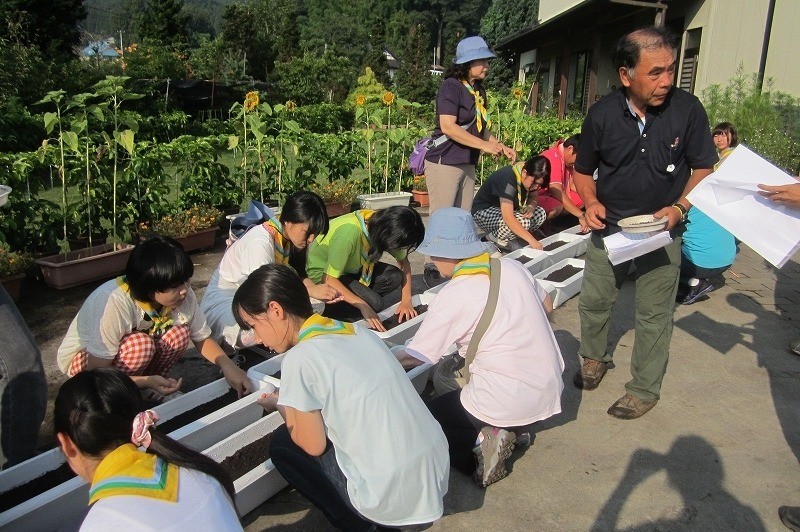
top-left (395, 208), bottom-right (564, 489)
top-left (201, 191), bottom-right (340, 350)
top-left (233, 264), bottom-right (449, 530)
top-left (54, 368), bottom-right (242, 531)
top-left (57, 236), bottom-right (251, 400)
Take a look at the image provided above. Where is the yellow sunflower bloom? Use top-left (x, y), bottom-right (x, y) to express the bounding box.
top-left (381, 91), bottom-right (395, 106)
top-left (355, 94), bottom-right (367, 106)
top-left (512, 88), bottom-right (524, 100)
top-left (244, 91), bottom-right (259, 113)
top-left (285, 100), bottom-right (297, 111)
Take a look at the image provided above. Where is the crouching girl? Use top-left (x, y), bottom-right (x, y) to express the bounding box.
top-left (57, 236), bottom-right (251, 399)
top-left (55, 368), bottom-right (242, 530)
top-left (234, 264), bottom-right (449, 530)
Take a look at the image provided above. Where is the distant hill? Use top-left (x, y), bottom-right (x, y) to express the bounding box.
top-left (82, 0), bottom-right (237, 41)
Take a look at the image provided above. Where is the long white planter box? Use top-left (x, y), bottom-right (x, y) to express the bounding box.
top-left (505, 247), bottom-right (552, 275)
top-left (561, 225), bottom-right (592, 256)
top-left (0, 448), bottom-right (87, 531)
top-left (354, 293), bottom-right (436, 345)
top-left (539, 232), bottom-right (585, 264)
top-left (534, 258), bottom-right (585, 308)
top-left (203, 413), bottom-right (287, 517)
top-left (357, 191), bottom-right (412, 210)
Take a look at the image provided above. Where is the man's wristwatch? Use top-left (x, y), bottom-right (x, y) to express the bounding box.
top-left (672, 202), bottom-right (688, 221)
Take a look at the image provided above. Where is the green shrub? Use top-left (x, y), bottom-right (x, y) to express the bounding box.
top-left (702, 69), bottom-right (800, 172)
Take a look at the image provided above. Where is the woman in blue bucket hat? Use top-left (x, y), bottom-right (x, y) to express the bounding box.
top-left (422, 36), bottom-right (517, 288)
top-left (394, 208), bottom-right (564, 489)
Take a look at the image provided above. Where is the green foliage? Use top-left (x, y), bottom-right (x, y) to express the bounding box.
top-left (393, 23), bottom-right (441, 105)
top-left (702, 69), bottom-right (800, 172)
top-left (0, 0), bottom-right (87, 58)
top-left (123, 41), bottom-right (188, 80)
top-left (291, 104), bottom-right (355, 134)
top-left (187, 35), bottom-right (241, 82)
top-left (347, 68), bottom-right (387, 107)
top-left (139, 0), bottom-right (189, 45)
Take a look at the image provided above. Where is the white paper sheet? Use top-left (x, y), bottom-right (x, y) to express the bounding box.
top-left (687, 145), bottom-right (800, 268)
top-left (603, 230), bottom-right (673, 265)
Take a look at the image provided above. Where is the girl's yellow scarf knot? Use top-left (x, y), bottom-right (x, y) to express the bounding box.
top-left (462, 81), bottom-right (490, 133)
top-left (117, 277), bottom-right (174, 336)
top-left (297, 314), bottom-right (355, 343)
top-left (452, 252), bottom-right (491, 278)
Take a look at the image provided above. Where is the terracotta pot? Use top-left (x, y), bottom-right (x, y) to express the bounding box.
top-left (324, 201), bottom-right (350, 218)
top-left (35, 243), bottom-right (134, 290)
top-left (1, 272), bottom-right (25, 302)
top-left (173, 227), bottom-right (218, 252)
top-left (412, 189), bottom-right (429, 207)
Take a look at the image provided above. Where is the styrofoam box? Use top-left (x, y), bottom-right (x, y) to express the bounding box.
top-left (247, 353), bottom-right (286, 384)
top-left (539, 232), bottom-right (585, 263)
top-left (166, 377), bottom-right (277, 452)
top-left (534, 258), bottom-right (585, 308)
top-left (505, 247), bottom-right (552, 276)
top-left (353, 293), bottom-right (437, 345)
top-left (561, 224), bottom-right (592, 256)
top-left (203, 412), bottom-right (287, 517)
top-left (0, 448), bottom-right (88, 530)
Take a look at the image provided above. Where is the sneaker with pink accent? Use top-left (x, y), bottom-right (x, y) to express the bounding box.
top-left (472, 427), bottom-right (516, 488)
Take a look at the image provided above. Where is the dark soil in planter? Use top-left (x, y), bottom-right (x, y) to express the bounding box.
top-left (542, 240), bottom-right (569, 252)
top-left (0, 463), bottom-right (76, 513)
top-left (235, 347), bottom-right (272, 372)
top-left (157, 388), bottom-right (240, 434)
top-left (544, 265), bottom-right (583, 283)
top-left (514, 256), bottom-right (530, 264)
top-left (380, 305), bottom-right (428, 330)
top-left (218, 432), bottom-right (274, 481)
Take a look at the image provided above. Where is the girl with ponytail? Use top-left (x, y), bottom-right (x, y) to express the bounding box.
top-left (54, 368), bottom-right (242, 530)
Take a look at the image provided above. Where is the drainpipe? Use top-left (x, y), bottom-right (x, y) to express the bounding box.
top-left (757, 0), bottom-right (777, 93)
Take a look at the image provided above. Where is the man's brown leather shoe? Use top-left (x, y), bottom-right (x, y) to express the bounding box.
top-left (573, 357), bottom-right (607, 390)
top-left (607, 393), bottom-right (658, 420)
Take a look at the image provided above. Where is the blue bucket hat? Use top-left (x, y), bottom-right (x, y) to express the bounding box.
top-left (417, 208), bottom-right (490, 259)
top-left (454, 36), bottom-right (497, 65)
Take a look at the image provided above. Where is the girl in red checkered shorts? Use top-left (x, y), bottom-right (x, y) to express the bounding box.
top-left (57, 236), bottom-right (252, 400)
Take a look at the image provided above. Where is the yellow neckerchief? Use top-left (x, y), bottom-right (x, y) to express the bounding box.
top-left (89, 444), bottom-right (179, 505)
top-left (510, 162), bottom-right (529, 212)
top-left (117, 277), bottom-right (173, 337)
top-left (715, 147), bottom-right (735, 170)
top-left (451, 252), bottom-right (491, 278)
top-left (297, 314), bottom-right (355, 343)
top-left (263, 217), bottom-right (289, 265)
top-left (354, 210), bottom-right (376, 286)
top-left (461, 80), bottom-right (489, 133)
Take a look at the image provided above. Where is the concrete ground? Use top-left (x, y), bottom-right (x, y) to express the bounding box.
top-left (17, 207), bottom-right (800, 531)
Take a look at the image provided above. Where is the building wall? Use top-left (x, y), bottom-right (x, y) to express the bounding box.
top-left (538, 0), bottom-right (586, 23)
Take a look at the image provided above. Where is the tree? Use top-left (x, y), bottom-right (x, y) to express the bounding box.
top-left (394, 23), bottom-right (439, 104)
top-left (272, 51), bottom-right (353, 105)
top-left (0, 0), bottom-right (87, 57)
top-left (481, 0), bottom-right (539, 91)
top-left (138, 0), bottom-right (189, 45)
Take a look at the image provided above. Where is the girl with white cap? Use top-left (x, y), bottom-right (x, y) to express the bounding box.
top-left (395, 207), bottom-right (564, 488)
top-left (423, 36), bottom-right (517, 287)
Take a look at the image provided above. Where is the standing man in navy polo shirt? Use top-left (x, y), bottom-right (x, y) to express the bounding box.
top-left (572, 26), bottom-right (718, 419)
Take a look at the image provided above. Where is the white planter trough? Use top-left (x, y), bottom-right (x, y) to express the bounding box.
top-left (505, 247), bottom-right (552, 276)
top-left (164, 377), bottom-right (276, 452)
top-left (422, 279), bottom-right (448, 298)
top-left (539, 232), bottom-right (585, 264)
top-left (534, 258), bottom-right (585, 308)
top-left (354, 293), bottom-right (436, 345)
top-left (0, 448), bottom-right (88, 531)
top-left (247, 353), bottom-right (286, 384)
top-left (203, 412), bottom-right (287, 517)
top-left (561, 225), bottom-right (592, 256)
top-left (357, 191), bottom-right (412, 210)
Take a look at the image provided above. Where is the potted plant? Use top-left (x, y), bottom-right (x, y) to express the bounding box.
top-left (313, 179), bottom-right (361, 218)
top-left (411, 174), bottom-right (429, 207)
top-left (138, 205), bottom-right (223, 252)
top-left (0, 245), bottom-right (32, 302)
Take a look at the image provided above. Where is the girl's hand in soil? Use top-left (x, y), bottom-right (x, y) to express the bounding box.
top-left (526, 237), bottom-right (543, 251)
top-left (146, 375), bottom-right (182, 396)
top-left (395, 302), bottom-right (418, 324)
top-left (222, 364), bottom-right (252, 398)
top-left (257, 391), bottom-right (280, 413)
top-left (356, 302), bottom-right (386, 332)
